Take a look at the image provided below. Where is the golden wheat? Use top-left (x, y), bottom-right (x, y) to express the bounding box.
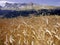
top-left (0, 15), bottom-right (60, 45)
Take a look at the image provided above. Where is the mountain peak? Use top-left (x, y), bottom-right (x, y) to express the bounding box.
top-left (3, 2), bottom-right (36, 8)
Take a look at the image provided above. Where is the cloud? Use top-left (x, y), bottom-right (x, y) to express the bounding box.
top-left (0, 1), bottom-right (7, 6)
top-left (0, 0), bottom-right (15, 6)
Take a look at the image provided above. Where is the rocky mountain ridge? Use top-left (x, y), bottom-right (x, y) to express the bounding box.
top-left (0, 2), bottom-right (60, 10)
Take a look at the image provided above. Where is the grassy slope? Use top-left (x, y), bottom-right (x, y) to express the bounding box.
top-left (0, 15), bottom-right (60, 45)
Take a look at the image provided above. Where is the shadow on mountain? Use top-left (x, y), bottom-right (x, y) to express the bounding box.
top-left (0, 9), bottom-right (60, 18)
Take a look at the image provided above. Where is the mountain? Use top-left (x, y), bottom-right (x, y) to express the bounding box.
top-left (4, 2), bottom-right (34, 7)
top-left (4, 2), bottom-right (20, 8)
top-left (0, 6), bottom-right (2, 9)
top-left (0, 2), bottom-right (60, 10)
top-left (1, 2), bottom-right (37, 10)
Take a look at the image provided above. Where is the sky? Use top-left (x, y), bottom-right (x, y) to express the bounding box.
top-left (0, 0), bottom-right (60, 6)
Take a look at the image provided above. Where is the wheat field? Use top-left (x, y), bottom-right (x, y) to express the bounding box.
top-left (0, 15), bottom-right (60, 45)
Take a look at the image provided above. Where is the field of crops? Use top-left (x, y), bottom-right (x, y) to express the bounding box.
top-left (0, 15), bottom-right (60, 45)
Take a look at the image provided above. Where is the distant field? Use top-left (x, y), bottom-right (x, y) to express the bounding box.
top-left (0, 15), bottom-right (60, 45)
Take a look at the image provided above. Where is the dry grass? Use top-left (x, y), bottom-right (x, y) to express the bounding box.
top-left (0, 15), bottom-right (60, 45)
